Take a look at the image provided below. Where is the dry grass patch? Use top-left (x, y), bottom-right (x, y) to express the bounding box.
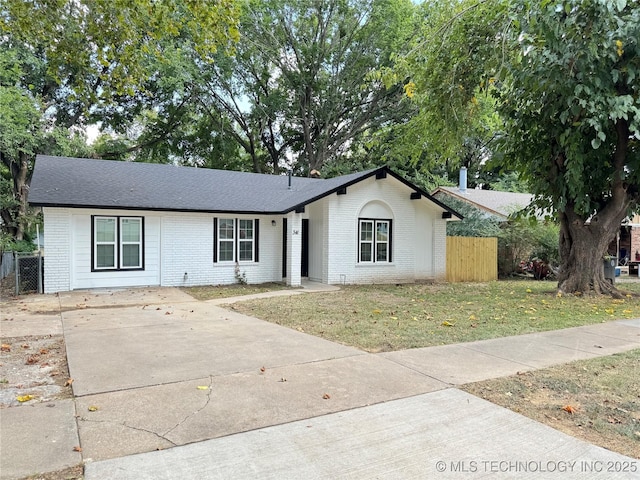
top-left (462, 349), bottom-right (640, 459)
top-left (228, 281), bottom-right (640, 351)
top-left (181, 282), bottom-right (291, 301)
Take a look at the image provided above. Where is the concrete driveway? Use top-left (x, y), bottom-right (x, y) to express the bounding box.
top-left (60, 288), bottom-right (447, 462)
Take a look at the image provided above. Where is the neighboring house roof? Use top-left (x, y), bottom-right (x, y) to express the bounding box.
top-left (29, 155), bottom-right (461, 217)
top-left (432, 186), bottom-right (534, 220)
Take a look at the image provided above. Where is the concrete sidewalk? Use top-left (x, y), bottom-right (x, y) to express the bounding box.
top-left (84, 389), bottom-right (639, 480)
top-left (1, 286), bottom-right (639, 479)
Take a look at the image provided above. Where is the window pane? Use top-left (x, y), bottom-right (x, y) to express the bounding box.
top-left (122, 244), bottom-right (140, 267)
top-left (96, 218), bottom-right (115, 242)
top-left (121, 218), bottom-right (141, 242)
top-left (376, 243), bottom-right (388, 262)
top-left (219, 219), bottom-right (234, 240)
top-left (96, 245), bottom-right (115, 268)
top-left (376, 222), bottom-right (388, 242)
top-left (239, 241), bottom-right (253, 261)
top-left (360, 221), bottom-right (373, 241)
top-left (360, 243), bottom-right (372, 262)
top-left (219, 241), bottom-right (234, 261)
top-left (239, 219), bottom-right (253, 239)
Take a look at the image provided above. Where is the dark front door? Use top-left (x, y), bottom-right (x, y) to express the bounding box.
top-left (282, 218), bottom-right (287, 278)
top-left (301, 219), bottom-right (309, 277)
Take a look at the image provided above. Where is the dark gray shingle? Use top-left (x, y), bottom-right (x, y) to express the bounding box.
top-left (28, 156), bottom-right (377, 213)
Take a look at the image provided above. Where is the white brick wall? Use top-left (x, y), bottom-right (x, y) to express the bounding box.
top-left (70, 211), bottom-right (161, 289)
top-left (42, 207), bottom-right (72, 293)
top-left (285, 213), bottom-right (302, 286)
top-left (309, 176), bottom-right (445, 285)
top-left (42, 208), bottom-right (283, 292)
top-left (432, 219), bottom-right (448, 280)
top-left (161, 213), bottom-right (282, 287)
top-left (42, 176), bottom-right (450, 292)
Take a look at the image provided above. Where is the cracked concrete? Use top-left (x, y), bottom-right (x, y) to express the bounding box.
top-left (163, 376), bottom-right (214, 439)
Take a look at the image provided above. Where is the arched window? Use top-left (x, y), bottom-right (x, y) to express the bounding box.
top-left (358, 201), bottom-right (393, 263)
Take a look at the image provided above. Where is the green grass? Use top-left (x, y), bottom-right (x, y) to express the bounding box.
top-left (181, 282), bottom-right (293, 301)
top-left (462, 349), bottom-right (640, 459)
top-left (227, 280), bottom-right (640, 352)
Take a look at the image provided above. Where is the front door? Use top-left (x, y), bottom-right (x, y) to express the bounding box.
top-left (301, 219), bottom-right (309, 277)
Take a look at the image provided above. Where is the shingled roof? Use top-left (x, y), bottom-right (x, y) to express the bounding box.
top-left (433, 186), bottom-right (534, 219)
top-left (29, 155), bottom-right (459, 216)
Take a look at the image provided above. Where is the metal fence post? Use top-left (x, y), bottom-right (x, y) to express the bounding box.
top-left (37, 251), bottom-right (43, 294)
top-left (14, 251), bottom-right (18, 296)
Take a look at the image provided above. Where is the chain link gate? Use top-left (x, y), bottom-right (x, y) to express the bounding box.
top-left (14, 251), bottom-right (43, 295)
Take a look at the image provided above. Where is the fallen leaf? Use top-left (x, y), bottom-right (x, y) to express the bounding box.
top-left (197, 386), bottom-right (209, 390)
top-left (468, 314), bottom-right (477, 321)
top-left (165, 311), bottom-right (172, 315)
top-left (88, 406), bottom-right (99, 412)
top-left (17, 395), bottom-right (34, 402)
top-left (22, 344), bottom-right (30, 349)
top-left (73, 446), bottom-right (82, 452)
top-left (64, 378), bottom-right (74, 387)
top-left (562, 405), bottom-right (577, 414)
top-left (25, 355), bottom-right (40, 365)
top-left (322, 393), bottom-right (331, 400)
top-left (39, 348), bottom-right (49, 355)
top-left (1, 344), bottom-right (10, 352)
top-left (441, 321), bottom-right (455, 327)
top-left (390, 316), bottom-right (398, 320)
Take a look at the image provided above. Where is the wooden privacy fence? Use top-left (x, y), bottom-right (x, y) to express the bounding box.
top-left (446, 236), bottom-right (498, 282)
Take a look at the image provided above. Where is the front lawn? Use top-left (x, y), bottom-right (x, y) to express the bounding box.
top-left (227, 280), bottom-right (640, 352)
top-left (181, 282), bottom-right (292, 300)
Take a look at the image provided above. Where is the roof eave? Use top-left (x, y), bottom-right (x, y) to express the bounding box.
top-left (30, 202), bottom-right (289, 216)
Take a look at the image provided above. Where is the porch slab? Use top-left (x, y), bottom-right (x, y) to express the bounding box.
top-left (57, 287), bottom-right (196, 310)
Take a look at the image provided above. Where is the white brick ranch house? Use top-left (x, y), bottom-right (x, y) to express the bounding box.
top-left (29, 155), bottom-right (461, 293)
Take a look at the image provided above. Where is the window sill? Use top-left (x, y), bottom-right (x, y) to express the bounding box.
top-left (356, 262), bottom-right (395, 267)
top-left (214, 262), bottom-right (258, 265)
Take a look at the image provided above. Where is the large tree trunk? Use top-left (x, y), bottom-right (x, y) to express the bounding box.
top-left (1, 151), bottom-right (31, 240)
top-left (557, 203), bottom-right (629, 297)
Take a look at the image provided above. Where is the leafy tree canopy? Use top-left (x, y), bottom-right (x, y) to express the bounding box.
top-left (0, 0), bottom-right (240, 239)
top-left (403, 0), bottom-right (639, 295)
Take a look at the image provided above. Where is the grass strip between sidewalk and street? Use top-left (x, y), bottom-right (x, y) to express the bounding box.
top-left (462, 349), bottom-right (640, 460)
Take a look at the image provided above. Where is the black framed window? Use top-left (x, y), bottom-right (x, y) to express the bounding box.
top-left (358, 219), bottom-right (392, 263)
top-left (93, 216), bottom-right (144, 271)
top-left (214, 218), bottom-right (259, 263)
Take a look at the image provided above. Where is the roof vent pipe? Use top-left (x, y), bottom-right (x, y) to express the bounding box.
top-left (288, 170), bottom-right (292, 190)
top-left (459, 167), bottom-right (467, 193)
